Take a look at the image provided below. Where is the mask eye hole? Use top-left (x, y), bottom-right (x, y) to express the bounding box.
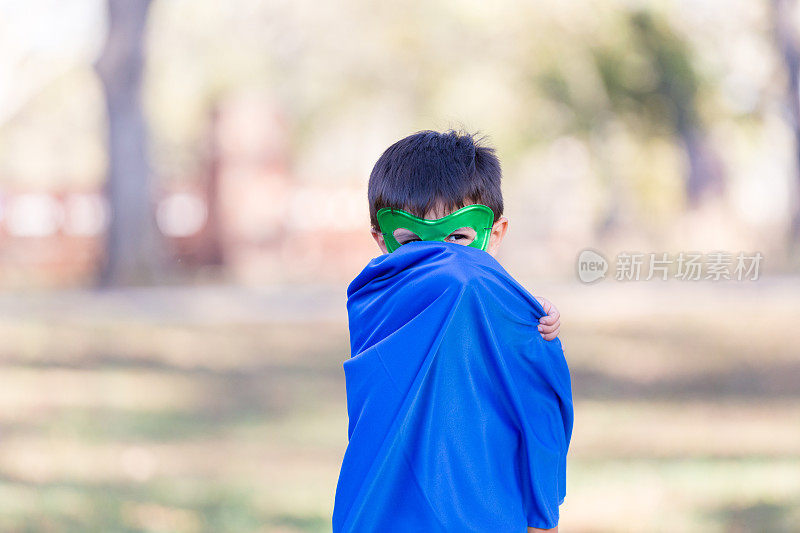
top-left (392, 228), bottom-right (421, 245)
top-left (444, 226), bottom-right (476, 245)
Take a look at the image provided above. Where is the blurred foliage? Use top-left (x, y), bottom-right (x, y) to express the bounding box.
top-left (101, 1), bottom-right (765, 171)
top-left (1, 0), bottom-right (793, 255)
top-left (592, 10), bottom-right (701, 136)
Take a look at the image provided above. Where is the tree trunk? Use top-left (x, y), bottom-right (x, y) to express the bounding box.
top-left (94, 0), bottom-right (160, 286)
top-left (773, 0), bottom-right (800, 258)
top-left (678, 124), bottom-right (725, 208)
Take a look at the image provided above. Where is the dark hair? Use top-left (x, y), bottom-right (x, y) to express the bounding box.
top-left (367, 129), bottom-right (503, 229)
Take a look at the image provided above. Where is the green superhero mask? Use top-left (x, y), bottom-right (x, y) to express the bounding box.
top-left (376, 204), bottom-right (495, 253)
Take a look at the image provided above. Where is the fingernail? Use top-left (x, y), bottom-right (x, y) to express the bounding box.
top-left (538, 325), bottom-right (544, 331)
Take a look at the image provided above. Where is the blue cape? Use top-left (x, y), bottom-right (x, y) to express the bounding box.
top-left (333, 241), bottom-right (574, 531)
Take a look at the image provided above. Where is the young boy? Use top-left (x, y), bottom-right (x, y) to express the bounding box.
top-left (333, 130), bottom-right (573, 532)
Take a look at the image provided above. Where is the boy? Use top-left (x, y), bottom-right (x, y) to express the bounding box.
top-left (333, 130), bottom-right (573, 532)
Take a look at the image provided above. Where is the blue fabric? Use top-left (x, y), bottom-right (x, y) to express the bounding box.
top-left (333, 241), bottom-right (574, 532)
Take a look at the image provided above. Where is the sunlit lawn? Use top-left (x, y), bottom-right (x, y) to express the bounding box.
top-left (0, 282), bottom-right (798, 532)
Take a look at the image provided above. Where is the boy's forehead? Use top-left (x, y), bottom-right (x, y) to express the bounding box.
top-left (420, 201), bottom-right (474, 220)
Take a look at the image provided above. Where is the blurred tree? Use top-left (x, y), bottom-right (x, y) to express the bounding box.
top-left (593, 10), bottom-right (725, 208)
top-left (772, 0), bottom-right (800, 258)
top-left (94, 0), bottom-right (161, 285)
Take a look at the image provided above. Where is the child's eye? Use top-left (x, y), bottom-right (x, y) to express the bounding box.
top-left (392, 229), bottom-right (421, 245)
top-left (445, 227), bottom-right (477, 245)
top-left (446, 233), bottom-right (470, 243)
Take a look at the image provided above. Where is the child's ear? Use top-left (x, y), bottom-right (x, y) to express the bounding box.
top-left (486, 216), bottom-right (508, 257)
top-left (371, 227), bottom-right (389, 254)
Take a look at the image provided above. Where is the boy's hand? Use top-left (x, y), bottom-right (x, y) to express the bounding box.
top-left (534, 296), bottom-right (560, 341)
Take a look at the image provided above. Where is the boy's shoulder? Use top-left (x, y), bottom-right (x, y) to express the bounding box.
top-left (347, 242), bottom-right (547, 351)
top-left (350, 241), bottom-right (523, 292)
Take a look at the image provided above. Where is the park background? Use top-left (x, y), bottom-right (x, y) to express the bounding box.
top-left (1, 0), bottom-right (799, 531)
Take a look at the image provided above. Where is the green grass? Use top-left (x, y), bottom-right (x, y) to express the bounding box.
top-left (0, 286), bottom-right (798, 532)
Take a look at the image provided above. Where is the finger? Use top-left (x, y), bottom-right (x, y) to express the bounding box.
top-left (535, 296), bottom-right (552, 313)
top-left (543, 327), bottom-right (560, 341)
top-left (540, 311), bottom-right (561, 326)
top-left (539, 314), bottom-right (556, 325)
top-left (538, 323), bottom-right (556, 334)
